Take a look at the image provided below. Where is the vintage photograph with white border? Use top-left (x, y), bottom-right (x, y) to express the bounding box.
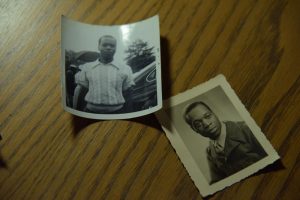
top-left (155, 75), bottom-right (280, 197)
top-left (61, 15), bottom-right (162, 119)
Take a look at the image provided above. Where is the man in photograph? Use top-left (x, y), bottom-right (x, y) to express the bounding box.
top-left (184, 101), bottom-right (267, 184)
top-left (73, 35), bottom-right (135, 113)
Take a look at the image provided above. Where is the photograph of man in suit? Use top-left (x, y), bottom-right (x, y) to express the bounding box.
top-left (184, 101), bottom-right (267, 184)
top-left (73, 35), bottom-right (135, 114)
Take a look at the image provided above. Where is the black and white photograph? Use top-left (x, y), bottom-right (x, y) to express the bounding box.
top-left (155, 75), bottom-right (280, 197)
top-left (61, 15), bottom-right (162, 119)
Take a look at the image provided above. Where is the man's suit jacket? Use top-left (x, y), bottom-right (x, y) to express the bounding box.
top-left (207, 121), bottom-right (267, 184)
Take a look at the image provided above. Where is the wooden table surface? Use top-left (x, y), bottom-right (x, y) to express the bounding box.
top-left (1, 0), bottom-right (299, 199)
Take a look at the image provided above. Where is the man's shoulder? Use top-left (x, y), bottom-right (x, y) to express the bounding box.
top-left (224, 121), bottom-right (249, 131)
top-left (224, 121), bottom-right (253, 141)
top-left (225, 120), bottom-right (246, 126)
top-left (112, 62), bottom-right (133, 77)
top-left (123, 64), bottom-right (133, 72)
top-left (79, 60), bottom-right (99, 71)
top-left (112, 61), bottom-right (132, 71)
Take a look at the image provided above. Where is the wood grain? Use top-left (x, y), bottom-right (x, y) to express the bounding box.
top-left (0, 0), bottom-right (299, 199)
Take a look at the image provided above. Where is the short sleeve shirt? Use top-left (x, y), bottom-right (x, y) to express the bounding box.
top-left (75, 60), bottom-right (135, 105)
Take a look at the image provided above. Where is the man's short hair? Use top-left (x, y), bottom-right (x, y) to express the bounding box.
top-left (98, 35), bottom-right (116, 45)
top-left (183, 101), bottom-right (212, 126)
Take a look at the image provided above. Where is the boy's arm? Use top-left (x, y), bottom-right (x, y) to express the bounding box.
top-left (73, 85), bottom-right (88, 110)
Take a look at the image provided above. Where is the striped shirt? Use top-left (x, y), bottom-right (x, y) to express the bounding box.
top-left (75, 60), bottom-right (135, 105)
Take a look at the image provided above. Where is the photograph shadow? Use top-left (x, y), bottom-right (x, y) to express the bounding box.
top-left (126, 113), bottom-right (163, 132)
top-left (0, 134), bottom-right (7, 169)
top-left (71, 115), bottom-right (100, 137)
top-left (0, 153), bottom-right (8, 169)
top-left (160, 36), bottom-right (172, 100)
top-left (254, 159), bottom-right (285, 175)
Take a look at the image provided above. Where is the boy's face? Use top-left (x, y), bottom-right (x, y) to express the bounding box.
top-left (98, 37), bottom-right (116, 60)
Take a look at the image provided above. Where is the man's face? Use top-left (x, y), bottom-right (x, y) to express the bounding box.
top-left (187, 104), bottom-right (221, 140)
top-left (98, 37), bottom-right (116, 59)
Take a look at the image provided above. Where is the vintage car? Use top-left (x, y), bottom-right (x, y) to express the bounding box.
top-left (65, 50), bottom-right (157, 112)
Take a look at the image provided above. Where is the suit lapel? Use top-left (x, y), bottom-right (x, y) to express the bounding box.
top-left (223, 122), bottom-right (243, 157)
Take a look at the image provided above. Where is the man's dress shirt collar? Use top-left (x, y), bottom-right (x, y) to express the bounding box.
top-left (212, 122), bottom-right (226, 151)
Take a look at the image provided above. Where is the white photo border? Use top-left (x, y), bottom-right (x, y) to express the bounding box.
top-left (155, 74), bottom-right (280, 197)
top-left (60, 15), bottom-right (162, 119)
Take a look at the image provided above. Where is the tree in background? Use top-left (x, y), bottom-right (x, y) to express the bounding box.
top-left (124, 39), bottom-right (155, 73)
